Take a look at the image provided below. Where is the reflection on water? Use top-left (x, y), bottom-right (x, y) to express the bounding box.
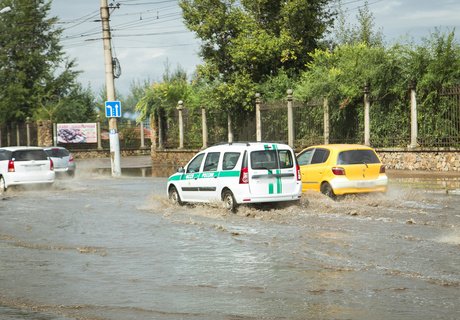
top-left (388, 171), bottom-right (460, 193)
top-left (0, 175), bottom-right (459, 320)
top-left (91, 165), bottom-right (176, 177)
top-left (151, 165), bottom-right (177, 177)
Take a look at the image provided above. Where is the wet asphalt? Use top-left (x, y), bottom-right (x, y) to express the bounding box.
top-left (0, 157), bottom-right (459, 320)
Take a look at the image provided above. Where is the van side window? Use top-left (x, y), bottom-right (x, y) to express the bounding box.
top-left (278, 150), bottom-right (294, 168)
top-left (222, 152), bottom-right (240, 170)
top-left (311, 148), bottom-right (330, 164)
top-left (186, 153), bottom-right (205, 173)
top-left (203, 152), bottom-right (220, 172)
top-left (297, 149), bottom-right (314, 165)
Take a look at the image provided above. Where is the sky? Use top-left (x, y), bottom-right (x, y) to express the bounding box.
top-left (49, 0), bottom-right (460, 97)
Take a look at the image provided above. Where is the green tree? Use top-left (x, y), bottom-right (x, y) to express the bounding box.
top-left (136, 65), bottom-right (191, 146)
top-left (34, 83), bottom-right (97, 123)
top-left (333, 0), bottom-right (383, 47)
top-left (0, 0), bottom-right (84, 124)
top-left (124, 79), bottom-right (151, 119)
top-left (179, 0), bottom-right (335, 112)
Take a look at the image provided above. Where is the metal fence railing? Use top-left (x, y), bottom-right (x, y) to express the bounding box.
top-left (1, 85), bottom-right (459, 151)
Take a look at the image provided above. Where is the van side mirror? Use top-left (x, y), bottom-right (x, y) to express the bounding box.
top-left (177, 166), bottom-right (185, 173)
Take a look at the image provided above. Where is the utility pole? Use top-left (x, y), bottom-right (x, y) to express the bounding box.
top-left (100, 0), bottom-right (121, 176)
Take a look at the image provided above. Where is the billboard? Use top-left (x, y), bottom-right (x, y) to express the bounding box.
top-left (57, 123), bottom-right (97, 143)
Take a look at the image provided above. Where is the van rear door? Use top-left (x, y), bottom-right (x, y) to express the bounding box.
top-left (248, 145), bottom-right (297, 197)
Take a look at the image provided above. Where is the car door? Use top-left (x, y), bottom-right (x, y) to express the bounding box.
top-left (180, 153), bottom-right (205, 202)
top-left (298, 148), bottom-right (330, 192)
top-left (198, 152), bottom-right (221, 201)
top-left (248, 146), bottom-right (297, 197)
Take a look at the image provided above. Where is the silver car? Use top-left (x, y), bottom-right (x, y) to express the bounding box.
top-left (0, 146), bottom-right (55, 193)
top-left (44, 147), bottom-right (76, 177)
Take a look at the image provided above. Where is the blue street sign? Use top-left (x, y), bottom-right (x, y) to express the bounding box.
top-left (105, 101), bottom-right (122, 118)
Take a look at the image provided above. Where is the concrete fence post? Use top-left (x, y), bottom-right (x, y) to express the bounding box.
top-left (227, 113), bottom-right (233, 144)
top-left (26, 117), bottom-right (31, 146)
top-left (364, 83), bottom-right (371, 146)
top-left (177, 100), bottom-right (184, 149)
top-left (140, 121), bottom-right (145, 148)
top-left (53, 122), bottom-right (57, 146)
top-left (16, 123), bottom-right (20, 146)
top-left (97, 115), bottom-right (103, 150)
top-left (287, 89), bottom-right (294, 148)
top-left (7, 124), bottom-right (11, 146)
top-left (158, 110), bottom-right (164, 150)
top-left (323, 97), bottom-right (329, 145)
top-left (255, 93), bottom-right (262, 142)
top-left (201, 107), bottom-right (208, 149)
top-left (409, 81), bottom-right (418, 148)
top-left (150, 113), bottom-right (157, 151)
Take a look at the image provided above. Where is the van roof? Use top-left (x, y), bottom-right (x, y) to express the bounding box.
top-left (206, 142), bottom-right (292, 151)
top-left (0, 146), bottom-right (45, 151)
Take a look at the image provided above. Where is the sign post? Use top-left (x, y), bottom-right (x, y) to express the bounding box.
top-left (105, 100), bottom-right (122, 176)
top-left (100, 0), bottom-right (121, 177)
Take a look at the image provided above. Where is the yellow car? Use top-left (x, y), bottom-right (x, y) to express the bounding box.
top-left (297, 144), bottom-right (388, 198)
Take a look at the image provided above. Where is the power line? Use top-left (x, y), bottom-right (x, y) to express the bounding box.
top-left (117, 0), bottom-right (178, 5)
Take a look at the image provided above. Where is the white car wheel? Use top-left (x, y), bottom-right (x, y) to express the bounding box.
top-left (222, 189), bottom-right (237, 213)
top-left (168, 186), bottom-right (182, 206)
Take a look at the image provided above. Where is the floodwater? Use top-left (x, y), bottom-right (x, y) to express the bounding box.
top-left (0, 169), bottom-right (459, 320)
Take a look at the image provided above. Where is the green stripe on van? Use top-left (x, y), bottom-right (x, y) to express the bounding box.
top-left (276, 169), bottom-right (282, 193)
top-left (168, 174), bottom-right (181, 181)
top-left (218, 171), bottom-right (240, 177)
top-left (168, 170), bottom-right (240, 181)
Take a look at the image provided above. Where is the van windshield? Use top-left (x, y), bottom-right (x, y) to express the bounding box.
top-left (250, 150), bottom-right (293, 170)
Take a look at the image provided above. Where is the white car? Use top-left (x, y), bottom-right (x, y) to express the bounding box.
top-left (167, 142), bottom-right (302, 212)
top-left (0, 146), bottom-right (55, 193)
top-left (44, 147), bottom-right (76, 177)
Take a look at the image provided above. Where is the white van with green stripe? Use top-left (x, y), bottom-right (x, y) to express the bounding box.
top-left (167, 142), bottom-right (302, 212)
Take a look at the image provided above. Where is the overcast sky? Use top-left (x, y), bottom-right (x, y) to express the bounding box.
top-left (49, 0), bottom-right (460, 97)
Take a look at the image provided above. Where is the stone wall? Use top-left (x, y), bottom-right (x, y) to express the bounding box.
top-left (378, 150), bottom-right (460, 172)
top-left (37, 120), bottom-right (53, 147)
top-left (151, 148), bottom-right (460, 173)
top-left (151, 149), bottom-right (198, 177)
top-left (72, 148), bottom-right (150, 159)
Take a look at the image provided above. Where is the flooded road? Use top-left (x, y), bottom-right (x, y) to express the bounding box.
top-left (0, 170), bottom-right (459, 320)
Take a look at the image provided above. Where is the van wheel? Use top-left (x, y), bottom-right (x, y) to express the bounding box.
top-left (0, 176), bottom-right (6, 194)
top-left (320, 182), bottom-right (336, 200)
top-left (222, 190), bottom-right (237, 213)
top-left (169, 186), bottom-right (182, 206)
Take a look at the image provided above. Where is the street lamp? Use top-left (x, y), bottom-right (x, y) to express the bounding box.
top-left (0, 6), bottom-right (11, 14)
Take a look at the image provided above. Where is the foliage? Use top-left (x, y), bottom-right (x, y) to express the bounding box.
top-left (405, 30), bottom-right (460, 140)
top-left (135, 65), bottom-right (190, 121)
top-left (34, 84), bottom-right (97, 123)
top-left (295, 29), bottom-right (460, 147)
top-left (179, 0), bottom-right (335, 114)
top-left (123, 79), bottom-right (151, 119)
top-left (0, 0), bottom-right (88, 124)
top-left (333, 0), bottom-right (383, 47)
